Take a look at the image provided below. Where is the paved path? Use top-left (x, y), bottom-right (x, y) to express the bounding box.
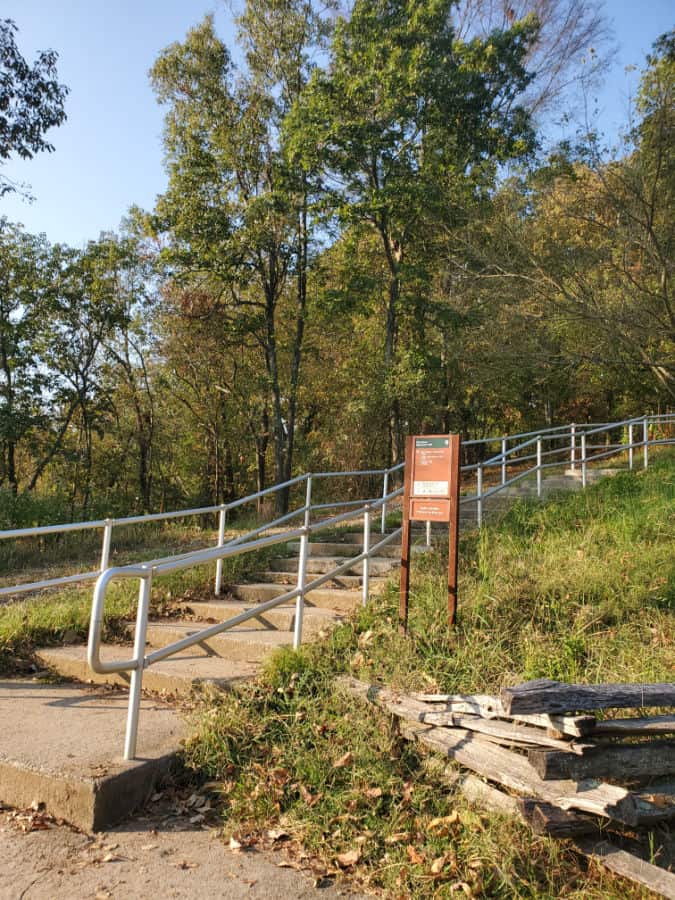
top-left (0, 793), bottom-right (364, 900)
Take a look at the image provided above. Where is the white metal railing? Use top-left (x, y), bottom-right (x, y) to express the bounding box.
top-left (87, 484), bottom-right (404, 759)
top-left (2, 413), bottom-right (673, 597)
top-left (0, 412), bottom-right (672, 756)
top-left (0, 465), bottom-right (403, 600)
top-left (462, 413), bottom-right (673, 528)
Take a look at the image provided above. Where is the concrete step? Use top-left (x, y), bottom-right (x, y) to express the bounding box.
top-left (0, 678), bottom-right (184, 831)
top-left (36, 644), bottom-right (257, 695)
top-left (254, 571), bottom-right (389, 590)
top-left (268, 555), bottom-right (396, 575)
top-left (162, 600), bottom-right (342, 637)
top-left (284, 539), bottom-right (428, 558)
top-left (233, 582), bottom-right (363, 613)
top-left (142, 621), bottom-right (303, 663)
top-left (176, 598), bottom-right (297, 631)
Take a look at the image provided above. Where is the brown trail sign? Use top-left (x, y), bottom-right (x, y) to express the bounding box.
top-left (399, 434), bottom-right (461, 633)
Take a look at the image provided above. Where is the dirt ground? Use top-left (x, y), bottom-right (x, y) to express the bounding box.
top-left (0, 791), bottom-right (365, 900)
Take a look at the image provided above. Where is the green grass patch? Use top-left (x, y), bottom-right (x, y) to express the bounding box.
top-left (183, 452), bottom-right (674, 897)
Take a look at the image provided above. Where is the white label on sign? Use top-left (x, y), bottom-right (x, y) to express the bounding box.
top-left (413, 480), bottom-right (449, 496)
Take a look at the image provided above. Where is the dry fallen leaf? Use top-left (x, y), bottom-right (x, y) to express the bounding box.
top-left (332, 751), bottom-right (354, 769)
top-left (431, 854), bottom-right (448, 875)
top-left (429, 812), bottom-right (460, 830)
top-left (299, 785), bottom-right (320, 807)
top-left (357, 629), bottom-right (374, 648)
top-left (229, 837), bottom-right (243, 852)
top-left (364, 787), bottom-right (382, 800)
top-left (102, 852), bottom-right (125, 863)
top-left (267, 828), bottom-right (290, 842)
top-left (406, 845), bottom-right (425, 866)
top-left (174, 860), bottom-right (198, 870)
top-left (385, 832), bottom-right (409, 844)
top-left (140, 844), bottom-right (158, 851)
top-left (450, 882), bottom-right (473, 896)
top-left (336, 848), bottom-right (361, 868)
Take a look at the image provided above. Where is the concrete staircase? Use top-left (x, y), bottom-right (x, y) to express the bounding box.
top-left (2, 465), bottom-right (619, 829)
top-left (37, 530), bottom-right (401, 696)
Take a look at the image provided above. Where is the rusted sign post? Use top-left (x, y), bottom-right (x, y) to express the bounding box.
top-left (399, 434), bottom-right (461, 634)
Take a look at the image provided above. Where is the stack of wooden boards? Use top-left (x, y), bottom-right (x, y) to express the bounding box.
top-left (342, 676), bottom-right (675, 898)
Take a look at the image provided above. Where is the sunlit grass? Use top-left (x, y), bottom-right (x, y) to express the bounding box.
top-left (183, 451), bottom-right (674, 898)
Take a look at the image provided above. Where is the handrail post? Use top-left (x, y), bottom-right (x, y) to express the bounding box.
top-left (501, 437), bottom-right (507, 485)
top-left (381, 471), bottom-right (389, 534)
top-left (476, 463), bottom-right (483, 528)
top-left (214, 505), bottom-right (227, 596)
top-left (362, 508), bottom-right (371, 606)
top-left (293, 478), bottom-right (312, 650)
top-left (425, 520), bottom-right (431, 548)
top-left (628, 423), bottom-right (634, 470)
top-left (581, 432), bottom-right (587, 488)
top-left (100, 519), bottom-right (113, 572)
top-left (643, 416), bottom-right (649, 469)
top-left (124, 574), bottom-right (152, 761)
top-left (570, 424), bottom-right (576, 471)
top-left (536, 436), bottom-right (542, 498)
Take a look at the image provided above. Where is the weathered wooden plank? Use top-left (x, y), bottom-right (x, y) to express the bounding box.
top-left (411, 691), bottom-right (596, 737)
top-left (420, 711), bottom-right (591, 753)
top-left (501, 679), bottom-right (675, 715)
top-left (339, 678), bottom-right (675, 827)
top-left (459, 773), bottom-right (520, 817)
top-left (574, 838), bottom-right (675, 900)
top-left (517, 799), bottom-right (598, 838)
top-left (593, 715), bottom-right (675, 737)
top-left (459, 774), bottom-right (597, 837)
top-left (529, 741), bottom-right (675, 781)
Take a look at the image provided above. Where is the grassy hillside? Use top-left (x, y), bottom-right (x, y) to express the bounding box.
top-left (184, 452), bottom-right (674, 898)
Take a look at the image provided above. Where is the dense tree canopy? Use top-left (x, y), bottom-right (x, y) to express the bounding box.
top-left (0, 9), bottom-right (670, 524)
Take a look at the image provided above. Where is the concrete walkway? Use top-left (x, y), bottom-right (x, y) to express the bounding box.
top-left (0, 793), bottom-right (363, 899)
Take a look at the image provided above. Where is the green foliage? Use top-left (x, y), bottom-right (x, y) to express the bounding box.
top-left (0, 19), bottom-right (68, 195)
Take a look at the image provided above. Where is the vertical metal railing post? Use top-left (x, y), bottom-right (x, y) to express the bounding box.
top-left (293, 477), bottom-right (312, 650)
top-left (536, 436), bottom-right (542, 498)
top-left (362, 508), bottom-right (371, 607)
top-left (643, 416), bottom-right (649, 469)
top-left (581, 432), bottom-right (587, 488)
top-left (476, 464), bottom-right (483, 528)
top-left (100, 520), bottom-right (113, 572)
top-left (124, 574), bottom-right (152, 761)
top-left (570, 424), bottom-right (576, 471)
top-left (501, 438), bottom-right (507, 485)
top-left (425, 520), bottom-right (431, 548)
top-left (214, 505), bottom-right (227, 596)
top-left (381, 471), bottom-right (389, 534)
top-left (628, 423), bottom-right (634, 470)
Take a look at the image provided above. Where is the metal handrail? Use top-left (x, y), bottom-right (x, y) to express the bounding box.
top-left (88, 485), bottom-right (404, 759)
top-left (2, 413), bottom-right (673, 599)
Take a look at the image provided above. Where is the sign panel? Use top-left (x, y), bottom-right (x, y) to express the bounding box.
top-left (410, 434), bottom-right (452, 520)
top-left (410, 498), bottom-right (451, 522)
top-left (400, 433), bottom-right (461, 633)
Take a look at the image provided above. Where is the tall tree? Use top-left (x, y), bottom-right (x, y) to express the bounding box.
top-left (0, 219), bottom-right (50, 492)
top-left (289, 0), bottom-right (537, 460)
top-left (0, 19), bottom-right (69, 197)
top-left (150, 8), bottom-right (329, 511)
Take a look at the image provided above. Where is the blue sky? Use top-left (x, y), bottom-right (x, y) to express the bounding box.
top-left (2, 0), bottom-right (673, 247)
